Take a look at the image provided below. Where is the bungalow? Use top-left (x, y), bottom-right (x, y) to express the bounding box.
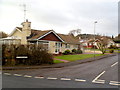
top-left (3, 20), bottom-right (80, 54)
top-left (80, 39), bottom-right (101, 49)
top-left (114, 40), bottom-right (120, 48)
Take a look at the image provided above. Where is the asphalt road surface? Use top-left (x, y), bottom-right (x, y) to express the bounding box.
top-left (2, 54), bottom-right (120, 88)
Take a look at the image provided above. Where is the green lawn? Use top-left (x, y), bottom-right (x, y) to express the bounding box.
top-left (86, 48), bottom-right (100, 51)
top-left (55, 54), bottom-right (105, 62)
top-left (54, 60), bottom-right (64, 63)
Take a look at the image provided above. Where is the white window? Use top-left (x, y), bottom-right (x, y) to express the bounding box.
top-left (38, 41), bottom-right (49, 50)
top-left (55, 42), bottom-right (61, 53)
top-left (74, 45), bottom-right (78, 48)
top-left (65, 44), bottom-right (70, 48)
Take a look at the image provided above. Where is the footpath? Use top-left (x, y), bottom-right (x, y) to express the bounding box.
top-left (2, 53), bottom-right (117, 70)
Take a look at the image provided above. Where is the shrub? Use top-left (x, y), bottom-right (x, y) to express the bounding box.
top-left (29, 49), bottom-right (53, 65)
top-left (72, 49), bottom-right (77, 53)
top-left (2, 44), bottom-right (16, 65)
top-left (112, 45), bottom-right (118, 49)
top-left (2, 45), bottom-right (6, 65)
top-left (108, 45), bottom-right (118, 49)
top-left (2, 44), bottom-right (54, 66)
top-left (109, 49), bottom-right (114, 53)
top-left (63, 50), bottom-right (71, 55)
top-left (76, 49), bottom-right (83, 54)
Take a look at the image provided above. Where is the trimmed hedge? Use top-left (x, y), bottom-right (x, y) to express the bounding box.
top-left (72, 49), bottom-right (77, 53)
top-left (63, 50), bottom-right (71, 55)
top-left (63, 49), bottom-right (83, 55)
top-left (76, 49), bottom-right (83, 54)
top-left (2, 44), bottom-right (53, 66)
top-left (109, 49), bottom-right (114, 53)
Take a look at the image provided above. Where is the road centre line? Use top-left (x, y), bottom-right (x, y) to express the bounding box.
top-left (34, 76), bottom-right (44, 79)
top-left (60, 78), bottom-right (71, 81)
top-left (47, 77), bottom-right (57, 80)
top-left (111, 62), bottom-right (118, 67)
top-left (4, 72), bottom-right (120, 86)
top-left (92, 71), bottom-right (106, 83)
top-left (110, 81), bottom-right (120, 83)
top-left (14, 74), bottom-right (22, 76)
top-left (109, 81), bottom-right (120, 85)
top-left (109, 82), bottom-right (120, 86)
top-left (4, 73), bottom-right (11, 75)
top-left (24, 75), bottom-right (32, 78)
top-left (75, 79), bottom-right (86, 82)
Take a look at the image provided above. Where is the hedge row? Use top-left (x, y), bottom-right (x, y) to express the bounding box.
top-left (63, 49), bottom-right (83, 55)
top-left (2, 44), bottom-right (53, 66)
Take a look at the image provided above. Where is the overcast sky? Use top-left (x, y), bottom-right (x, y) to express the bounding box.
top-left (0, 0), bottom-right (119, 37)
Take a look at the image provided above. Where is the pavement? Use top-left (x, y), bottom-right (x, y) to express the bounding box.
top-left (2, 53), bottom-right (117, 70)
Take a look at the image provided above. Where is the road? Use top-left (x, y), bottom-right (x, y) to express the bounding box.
top-left (2, 54), bottom-right (119, 88)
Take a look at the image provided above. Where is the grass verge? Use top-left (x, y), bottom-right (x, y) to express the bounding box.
top-left (54, 60), bottom-right (65, 64)
top-left (55, 54), bottom-right (105, 62)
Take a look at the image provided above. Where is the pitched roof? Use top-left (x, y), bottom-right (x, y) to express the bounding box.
top-left (29, 30), bottom-right (53, 39)
top-left (16, 27), bottom-right (80, 44)
top-left (16, 27), bottom-right (22, 31)
top-left (58, 34), bottom-right (80, 44)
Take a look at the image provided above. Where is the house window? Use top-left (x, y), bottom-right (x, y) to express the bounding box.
top-left (55, 48), bottom-right (60, 53)
top-left (61, 43), bottom-right (62, 47)
top-left (74, 45), bottom-right (78, 48)
top-left (55, 42), bottom-right (61, 48)
top-left (65, 44), bottom-right (70, 48)
top-left (55, 42), bottom-right (61, 53)
top-left (38, 41), bottom-right (49, 50)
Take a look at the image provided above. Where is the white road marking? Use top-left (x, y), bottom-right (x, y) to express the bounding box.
top-left (4, 73), bottom-right (11, 75)
top-left (60, 78), bottom-right (71, 81)
top-left (34, 76), bottom-right (44, 79)
top-left (24, 75), bottom-right (32, 78)
top-left (109, 83), bottom-right (120, 86)
top-left (47, 77), bottom-right (57, 80)
top-left (96, 79), bottom-right (105, 82)
top-left (92, 79), bottom-right (105, 84)
top-left (14, 74), bottom-right (22, 76)
top-left (109, 81), bottom-right (120, 86)
top-left (92, 71), bottom-right (106, 83)
top-left (110, 81), bottom-right (120, 83)
top-left (75, 79), bottom-right (86, 82)
top-left (111, 62), bottom-right (118, 67)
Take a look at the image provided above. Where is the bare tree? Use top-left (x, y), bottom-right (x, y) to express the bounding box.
top-left (69, 29), bottom-right (81, 36)
top-left (97, 38), bottom-right (108, 54)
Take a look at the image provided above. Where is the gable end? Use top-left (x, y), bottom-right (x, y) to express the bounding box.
top-left (39, 32), bottom-right (62, 42)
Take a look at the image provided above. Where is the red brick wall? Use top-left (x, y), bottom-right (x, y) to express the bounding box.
top-left (40, 32), bottom-right (62, 42)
